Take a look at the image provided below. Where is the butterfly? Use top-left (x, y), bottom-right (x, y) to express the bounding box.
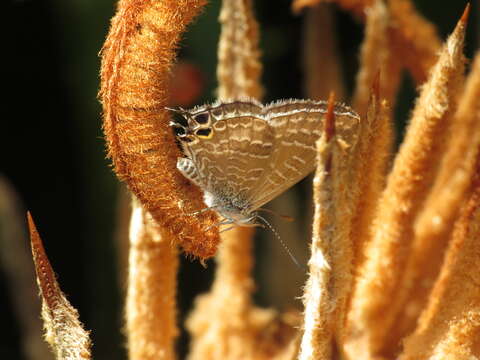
top-left (169, 99), bottom-right (360, 227)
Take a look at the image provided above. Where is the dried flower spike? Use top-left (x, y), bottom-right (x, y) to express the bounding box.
top-left (345, 8), bottom-right (468, 358)
top-left (300, 92), bottom-right (362, 359)
top-left (100, 0), bottom-right (219, 259)
top-left (28, 212), bottom-right (91, 360)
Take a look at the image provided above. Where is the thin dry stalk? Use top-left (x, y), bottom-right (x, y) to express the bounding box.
top-left (100, 0), bottom-right (219, 259)
top-left (399, 143), bottom-right (480, 360)
top-left (126, 200), bottom-right (178, 360)
top-left (387, 0), bottom-right (441, 84)
top-left (345, 10), bottom-right (468, 358)
top-left (28, 213), bottom-right (91, 360)
top-left (389, 50), bottom-right (480, 349)
top-left (299, 96), bottom-right (339, 360)
top-left (352, 0), bottom-right (401, 119)
top-left (299, 94), bottom-right (360, 359)
top-left (217, 0), bottom-right (263, 100)
top-left (348, 78), bottom-right (393, 276)
top-left (188, 227), bottom-right (275, 360)
top-left (302, 3), bottom-right (346, 101)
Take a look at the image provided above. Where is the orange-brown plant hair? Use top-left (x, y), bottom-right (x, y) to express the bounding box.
top-left (100, 0), bottom-right (219, 259)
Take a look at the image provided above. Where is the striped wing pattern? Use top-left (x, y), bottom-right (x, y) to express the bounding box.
top-left (171, 99), bottom-right (359, 218)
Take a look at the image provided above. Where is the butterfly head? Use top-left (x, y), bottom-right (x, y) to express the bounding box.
top-left (167, 106), bottom-right (215, 145)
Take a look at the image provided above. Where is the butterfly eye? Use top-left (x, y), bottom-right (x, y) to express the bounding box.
top-left (195, 128), bottom-right (213, 139)
top-left (194, 112), bottom-right (209, 125)
top-left (172, 126), bottom-right (186, 136)
top-left (170, 113), bottom-right (189, 127)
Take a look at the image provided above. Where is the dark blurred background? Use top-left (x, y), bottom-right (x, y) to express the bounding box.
top-left (1, 0), bottom-right (478, 359)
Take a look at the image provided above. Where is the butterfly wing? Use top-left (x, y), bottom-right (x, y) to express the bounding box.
top-left (177, 101), bottom-right (275, 213)
top-left (245, 100), bottom-right (360, 210)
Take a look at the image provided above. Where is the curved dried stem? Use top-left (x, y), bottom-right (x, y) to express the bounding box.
top-left (345, 10), bottom-right (468, 358)
top-left (28, 213), bottom-right (91, 360)
top-left (126, 200), bottom-right (179, 360)
top-left (100, 0), bottom-right (219, 259)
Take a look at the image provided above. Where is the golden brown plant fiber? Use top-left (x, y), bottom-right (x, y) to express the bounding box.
top-left (217, 0), bottom-right (263, 100)
top-left (299, 95), bottom-right (360, 359)
top-left (28, 213), bottom-right (91, 360)
top-left (389, 50), bottom-right (480, 348)
top-left (400, 133), bottom-right (480, 360)
top-left (352, 0), bottom-right (401, 118)
top-left (100, 0), bottom-right (219, 259)
top-left (126, 200), bottom-right (178, 360)
top-left (345, 11), bottom-right (468, 359)
top-left (303, 4), bottom-right (346, 101)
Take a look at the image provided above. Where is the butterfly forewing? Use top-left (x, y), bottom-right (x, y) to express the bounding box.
top-left (177, 101), bottom-right (274, 208)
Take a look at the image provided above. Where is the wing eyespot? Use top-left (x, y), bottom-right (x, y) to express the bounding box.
top-left (194, 112), bottom-right (210, 125)
top-left (195, 128), bottom-right (213, 139)
top-left (172, 126), bottom-right (187, 136)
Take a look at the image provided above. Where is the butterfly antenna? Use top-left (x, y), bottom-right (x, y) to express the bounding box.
top-left (256, 214), bottom-right (305, 270)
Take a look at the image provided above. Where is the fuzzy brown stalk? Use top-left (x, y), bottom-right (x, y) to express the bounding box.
top-left (126, 201), bottom-right (178, 360)
top-left (28, 213), bottom-right (91, 360)
top-left (299, 102), bottom-right (338, 360)
top-left (347, 0), bottom-right (398, 267)
top-left (345, 11), bottom-right (468, 359)
top-left (100, 0), bottom-right (219, 259)
top-left (188, 227), bottom-right (298, 359)
top-left (217, 0), bottom-right (263, 100)
top-left (187, 227), bottom-right (262, 359)
top-left (299, 94), bottom-right (361, 359)
top-left (388, 46), bottom-right (480, 351)
top-left (399, 137), bottom-right (480, 360)
top-left (352, 0), bottom-right (401, 119)
top-left (302, 4), bottom-right (346, 101)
